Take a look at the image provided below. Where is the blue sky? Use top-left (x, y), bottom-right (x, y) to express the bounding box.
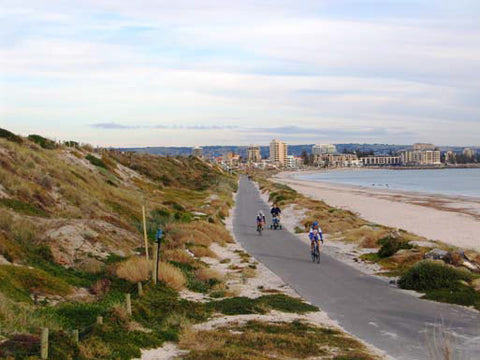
top-left (1, 0), bottom-right (480, 146)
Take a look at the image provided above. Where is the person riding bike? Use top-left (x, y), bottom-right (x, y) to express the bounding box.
top-left (270, 204), bottom-right (281, 227)
top-left (309, 221), bottom-right (324, 254)
top-left (256, 211), bottom-right (266, 230)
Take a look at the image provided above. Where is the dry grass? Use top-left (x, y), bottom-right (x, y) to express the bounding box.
top-left (172, 222), bottom-right (233, 246)
top-left (189, 245), bottom-right (218, 259)
top-left (158, 262), bottom-right (186, 290)
top-left (163, 249), bottom-right (194, 264)
top-left (116, 257), bottom-right (151, 283)
top-left (343, 225), bottom-right (390, 248)
top-left (196, 267), bottom-right (224, 282)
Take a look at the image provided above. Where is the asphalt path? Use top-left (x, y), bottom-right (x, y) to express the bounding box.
top-left (233, 177), bottom-right (480, 360)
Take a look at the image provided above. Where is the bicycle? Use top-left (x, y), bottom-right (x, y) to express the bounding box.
top-left (270, 216), bottom-right (282, 230)
top-left (257, 222), bottom-right (264, 236)
top-left (311, 240), bottom-right (320, 263)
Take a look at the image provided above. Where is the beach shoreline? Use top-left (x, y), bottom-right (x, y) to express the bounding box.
top-left (274, 171), bottom-right (480, 252)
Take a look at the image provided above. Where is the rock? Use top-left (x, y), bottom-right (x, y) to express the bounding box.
top-left (472, 279), bottom-right (480, 291)
top-left (424, 249), bottom-right (452, 263)
top-left (464, 250), bottom-right (480, 263)
top-left (462, 260), bottom-right (480, 273)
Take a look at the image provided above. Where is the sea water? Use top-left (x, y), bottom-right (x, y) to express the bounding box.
top-left (295, 168), bottom-right (480, 198)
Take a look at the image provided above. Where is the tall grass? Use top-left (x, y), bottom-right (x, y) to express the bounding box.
top-left (116, 257), bottom-right (151, 283)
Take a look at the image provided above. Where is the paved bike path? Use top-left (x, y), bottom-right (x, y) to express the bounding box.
top-left (233, 177), bottom-right (480, 360)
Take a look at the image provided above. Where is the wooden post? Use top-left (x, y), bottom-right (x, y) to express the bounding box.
top-left (72, 330), bottom-right (79, 344)
top-left (142, 205), bottom-right (149, 260)
top-left (125, 293), bottom-right (132, 316)
top-left (153, 242), bottom-right (159, 285)
top-left (41, 328), bottom-right (48, 359)
top-left (137, 282), bottom-right (143, 297)
top-left (96, 316), bottom-right (103, 325)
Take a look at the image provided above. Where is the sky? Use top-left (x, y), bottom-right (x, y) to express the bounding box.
top-left (1, 0), bottom-right (480, 147)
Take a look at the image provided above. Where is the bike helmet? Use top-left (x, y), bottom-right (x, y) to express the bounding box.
top-left (312, 221), bottom-right (319, 227)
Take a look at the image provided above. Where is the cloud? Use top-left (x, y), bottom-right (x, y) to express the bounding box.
top-left (2, 1), bottom-right (480, 146)
top-left (91, 122), bottom-right (138, 129)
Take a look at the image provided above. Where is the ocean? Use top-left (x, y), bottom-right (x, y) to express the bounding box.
top-left (295, 168), bottom-right (480, 198)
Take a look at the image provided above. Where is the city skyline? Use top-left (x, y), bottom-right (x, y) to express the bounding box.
top-left (2, 1), bottom-right (480, 147)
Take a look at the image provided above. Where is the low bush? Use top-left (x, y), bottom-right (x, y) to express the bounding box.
top-left (86, 154), bottom-right (107, 169)
top-left (398, 260), bottom-right (472, 291)
top-left (377, 235), bottom-right (412, 258)
top-left (28, 134), bottom-right (56, 149)
top-left (0, 128), bottom-right (22, 143)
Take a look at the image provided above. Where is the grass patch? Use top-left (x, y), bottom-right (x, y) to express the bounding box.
top-left (0, 198), bottom-right (48, 217)
top-left (209, 294), bottom-right (318, 315)
top-left (377, 235), bottom-right (412, 258)
top-left (179, 320), bottom-right (374, 360)
top-left (0, 128), bottom-right (22, 143)
top-left (0, 265), bottom-right (72, 302)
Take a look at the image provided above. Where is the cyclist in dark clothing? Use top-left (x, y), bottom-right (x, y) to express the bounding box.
top-left (270, 204), bottom-right (281, 217)
top-left (270, 204), bottom-right (282, 229)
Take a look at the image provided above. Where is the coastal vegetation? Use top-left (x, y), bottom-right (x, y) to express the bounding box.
top-left (0, 128), bottom-right (375, 359)
top-left (256, 174), bottom-right (480, 310)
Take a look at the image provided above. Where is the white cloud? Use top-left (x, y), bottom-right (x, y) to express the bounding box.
top-left (1, 0), bottom-right (480, 146)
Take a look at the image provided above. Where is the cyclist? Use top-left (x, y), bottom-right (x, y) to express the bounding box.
top-left (256, 211), bottom-right (266, 231)
top-left (309, 221), bottom-right (324, 254)
top-left (270, 203), bottom-right (281, 227)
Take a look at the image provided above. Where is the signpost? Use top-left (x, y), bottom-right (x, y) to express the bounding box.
top-left (153, 229), bottom-right (163, 285)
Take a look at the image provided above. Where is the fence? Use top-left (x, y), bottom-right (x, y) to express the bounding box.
top-left (2, 280), bottom-right (148, 359)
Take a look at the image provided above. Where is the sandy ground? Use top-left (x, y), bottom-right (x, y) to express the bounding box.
top-left (275, 172), bottom-right (480, 252)
top-left (136, 188), bottom-right (390, 360)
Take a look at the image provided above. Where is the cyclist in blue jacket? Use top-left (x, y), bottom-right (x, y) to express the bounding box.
top-left (309, 221), bottom-right (323, 254)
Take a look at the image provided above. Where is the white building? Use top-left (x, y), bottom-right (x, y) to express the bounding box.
top-left (312, 144), bottom-right (337, 155)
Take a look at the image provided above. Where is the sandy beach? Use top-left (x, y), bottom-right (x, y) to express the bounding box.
top-left (275, 171), bottom-right (480, 252)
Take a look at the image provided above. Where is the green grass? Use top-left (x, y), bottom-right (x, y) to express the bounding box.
top-left (377, 235), bottom-right (412, 258)
top-left (0, 265), bottom-right (72, 303)
top-left (0, 198), bottom-right (49, 217)
top-left (209, 294), bottom-right (318, 315)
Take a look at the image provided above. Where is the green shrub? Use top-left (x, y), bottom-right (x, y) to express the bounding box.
top-left (0, 128), bottom-right (22, 143)
top-left (377, 236), bottom-right (412, 258)
top-left (398, 260), bottom-right (472, 291)
top-left (28, 134), bottom-right (57, 149)
top-left (86, 154), bottom-right (107, 169)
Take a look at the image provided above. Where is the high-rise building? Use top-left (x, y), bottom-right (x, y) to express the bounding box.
top-left (463, 148), bottom-right (475, 158)
top-left (247, 145), bottom-right (261, 163)
top-left (192, 146), bottom-right (203, 158)
top-left (269, 139), bottom-right (288, 166)
top-left (312, 144), bottom-right (337, 155)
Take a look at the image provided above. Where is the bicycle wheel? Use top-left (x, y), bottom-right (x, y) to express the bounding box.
top-left (316, 248), bottom-right (320, 264)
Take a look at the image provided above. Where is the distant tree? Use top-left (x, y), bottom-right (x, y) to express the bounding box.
top-left (301, 150), bottom-right (309, 165)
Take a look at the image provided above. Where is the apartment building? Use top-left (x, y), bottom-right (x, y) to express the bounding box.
top-left (247, 145), bottom-right (261, 163)
top-left (399, 144), bottom-right (441, 165)
top-left (269, 139), bottom-right (288, 166)
top-left (361, 155), bottom-right (401, 166)
top-left (314, 153), bottom-right (358, 167)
